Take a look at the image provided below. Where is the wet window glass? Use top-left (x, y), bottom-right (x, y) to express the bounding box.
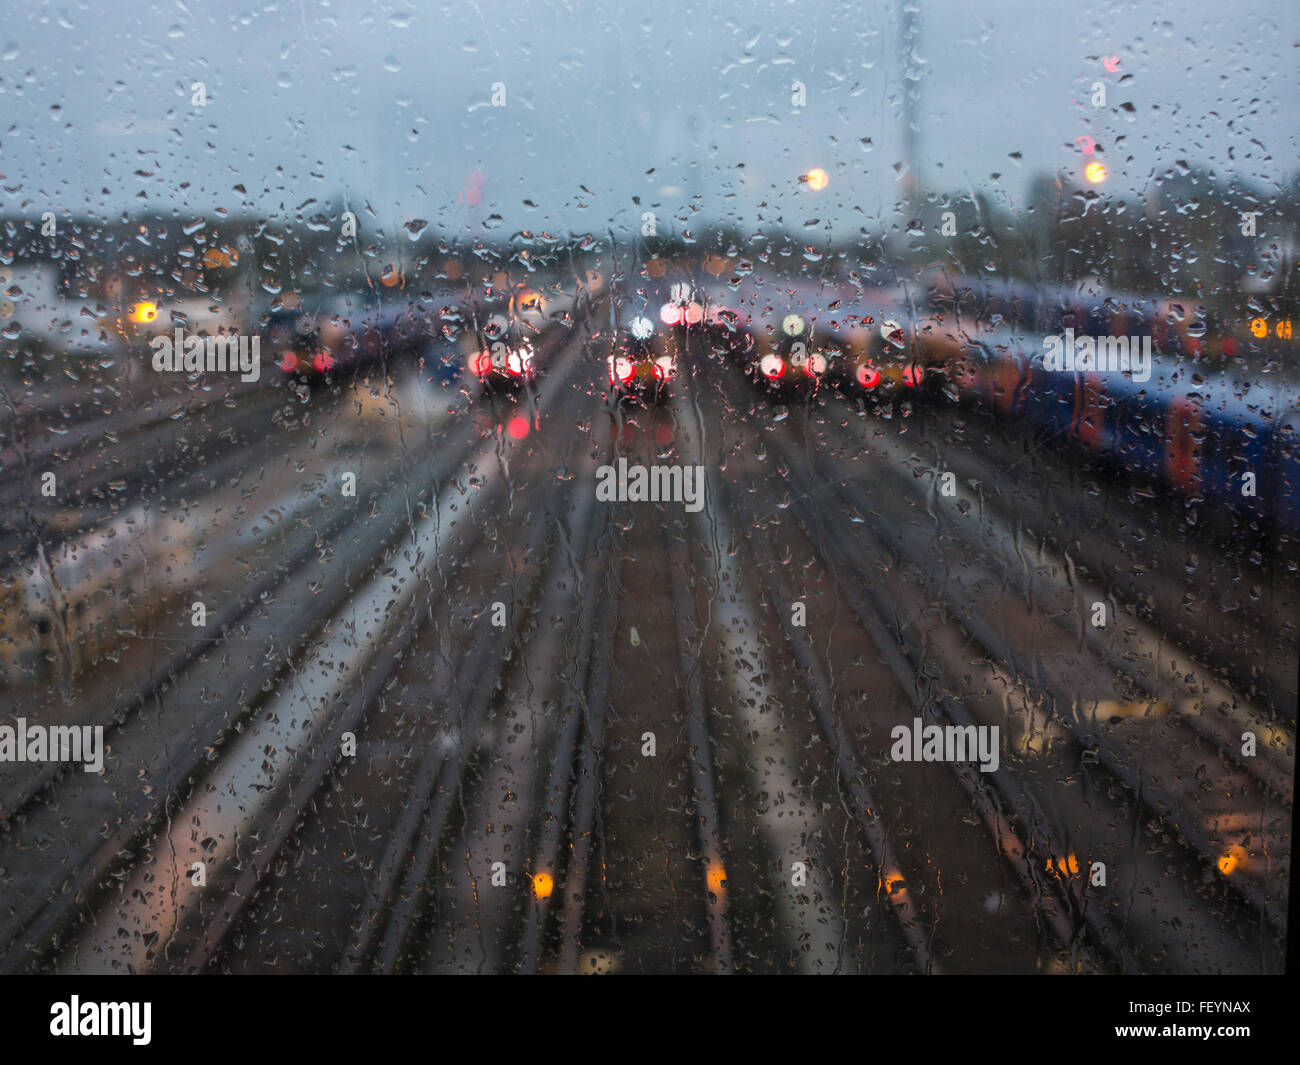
top-left (0, 0), bottom-right (1293, 988)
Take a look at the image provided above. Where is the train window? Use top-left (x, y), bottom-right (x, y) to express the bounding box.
top-left (0, 0), bottom-right (1293, 1016)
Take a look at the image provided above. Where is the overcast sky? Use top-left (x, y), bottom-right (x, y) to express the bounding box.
top-left (1, 0), bottom-right (1295, 243)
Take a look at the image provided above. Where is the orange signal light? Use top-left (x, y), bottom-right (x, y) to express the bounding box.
top-left (706, 860), bottom-right (727, 897)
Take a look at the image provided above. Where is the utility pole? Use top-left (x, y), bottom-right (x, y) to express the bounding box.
top-left (900, 0), bottom-right (923, 221)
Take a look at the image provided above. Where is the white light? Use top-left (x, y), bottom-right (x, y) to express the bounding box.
top-left (630, 316), bottom-right (654, 340)
top-left (807, 352), bottom-right (827, 374)
top-left (506, 345), bottom-right (534, 376)
top-left (660, 303), bottom-right (682, 326)
top-left (760, 354), bottom-right (784, 378)
top-left (783, 314), bottom-right (805, 337)
top-left (881, 319), bottom-right (905, 349)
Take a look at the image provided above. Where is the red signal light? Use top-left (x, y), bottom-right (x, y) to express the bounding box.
top-left (857, 364), bottom-right (880, 389)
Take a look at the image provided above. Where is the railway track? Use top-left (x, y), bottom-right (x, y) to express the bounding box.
top-left (925, 401), bottom-right (1298, 722)
top-left (702, 357), bottom-right (1287, 972)
top-left (0, 322), bottom-right (1289, 974)
top-left (0, 317), bottom-right (585, 971)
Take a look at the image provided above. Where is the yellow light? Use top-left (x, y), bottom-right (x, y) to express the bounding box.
top-left (804, 168), bottom-right (829, 192)
top-left (1251, 318), bottom-right (1267, 338)
top-left (1046, 855), bottom-right (1081, 877)
top-left (532, 872), bottom-right (554, 899)
top-left (513, 287), bottom-right (545, 316)
top-left (1217, 847), bottom-right (1247, 876)
top-left (202, 247), bottom-right (237, 268)
top-left (129, 301), bottom-right (158, 324)
top-left (1084, 161), bottom-right (1107, 185)
top-left (706, 860), bottom-right (727, 897)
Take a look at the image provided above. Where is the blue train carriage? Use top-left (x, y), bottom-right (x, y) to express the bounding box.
top-left (1278, 406), bottom-right (1300, 538)
top-left (1014, 340), bottom-right (1295, 538)
top-left (915, 274), bottom-right (1070, 407)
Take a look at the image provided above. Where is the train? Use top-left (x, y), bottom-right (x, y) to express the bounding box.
top-left (110, 280), bottom-right (574, 391)
top-left (112, 291), bottom-right (440, 388)
top-left (603, 300), bottom-right (680, 404)
top-left (701, 277), bottom-right (829, 394)
top-left (272, 293), bottom-right (467, 387)
top-left (921, 275), bottom-right (1300, 537)
top-left (462, 282), bottom-right (543, 394)
top-left (701, 277), bottom-right (935, 400)
top-left (693, 265), bottom-right (1297, 536)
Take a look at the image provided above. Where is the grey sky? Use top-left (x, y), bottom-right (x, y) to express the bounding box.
top-left (1, 0), bottom-right (1295, 242)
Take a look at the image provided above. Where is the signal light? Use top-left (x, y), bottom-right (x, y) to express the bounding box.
top-left (1217, 847), bottom-right (1248, 876)
top-left (506, 347), bottom-right (533, 376)
top-left (472, 351), bottom-right (493, 376)
top-left (513, 288), bottom-right (544, 315)
top-left (312, 350), bottom-right (334, 373)
top-left (129, 301), bottom-right (158, 324)
top-left (760, 354), bottom-right (785, 379)
top-left (608, 356), bottom-right (635, 384)
top-left (706, 860), bottom-right (727, 898)
top-left (857, 364), bottom-right (880, 389)
top-left (1085, 161), bottom-right (1107, 184)
top-left (1046, 855), bottom-right (1081, 877)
